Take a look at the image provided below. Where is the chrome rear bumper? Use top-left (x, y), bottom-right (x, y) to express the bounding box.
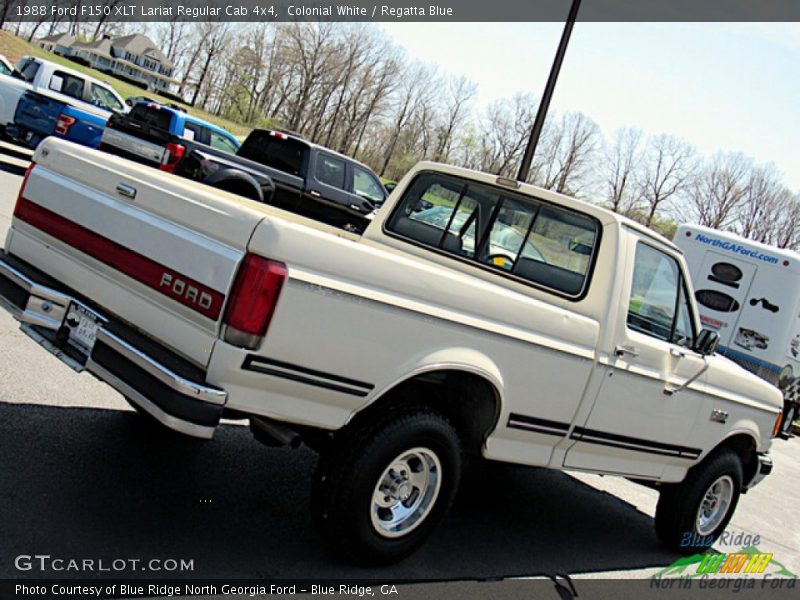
top-left (0, 254), bottom-right (226, 439)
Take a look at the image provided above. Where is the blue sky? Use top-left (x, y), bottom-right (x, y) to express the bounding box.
top-left (381, 22), bottom-right (800, 191)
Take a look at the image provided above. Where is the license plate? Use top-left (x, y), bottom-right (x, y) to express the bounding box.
top-left (65, 303), bottom-right (100, 354)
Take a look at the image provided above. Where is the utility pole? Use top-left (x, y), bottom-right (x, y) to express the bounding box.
top-left (517, 0), bottom-right (582, 182)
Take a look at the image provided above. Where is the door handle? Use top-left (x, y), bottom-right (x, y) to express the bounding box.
top-left (614, 345), bottom-right (639, 358)
top-left (670, 347), bottom-right (687, 358)
top-left (309, 190), bottom-right (321, 197)
top-left (115, 183), bottom-right (136, 200)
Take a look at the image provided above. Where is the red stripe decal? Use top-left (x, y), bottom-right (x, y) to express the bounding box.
top-left (15, 198), bottom-right (225, 320)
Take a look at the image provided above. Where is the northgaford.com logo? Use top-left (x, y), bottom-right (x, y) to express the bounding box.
top-left (651, 546), bottom-right (797, 591)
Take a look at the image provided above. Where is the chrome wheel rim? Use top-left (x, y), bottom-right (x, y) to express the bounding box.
top-left (370, 447), bottom-right (442, 538)
top-left (696, 475), bottom-right (734, 535)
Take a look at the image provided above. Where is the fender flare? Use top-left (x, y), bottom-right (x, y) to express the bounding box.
top-left (204, 168), bottom-right (267, 203)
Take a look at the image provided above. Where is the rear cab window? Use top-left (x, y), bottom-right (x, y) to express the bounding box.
top-left (385, 172), bottom-right (600, 298)
top-left (52, 71), bottom-right (85, 100)
top-left (130, 104), bottom-right (173, 131)
top-left (182, 121), bottom-right (209, 144)
top-left (239, 131), bottom-right (309, 176)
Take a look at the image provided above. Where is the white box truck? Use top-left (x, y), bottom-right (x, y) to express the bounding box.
top-left (675, 224), bottom-right (800, 435)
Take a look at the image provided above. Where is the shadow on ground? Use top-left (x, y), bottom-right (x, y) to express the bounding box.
top-left (0, 403), bottom-right (680, 579)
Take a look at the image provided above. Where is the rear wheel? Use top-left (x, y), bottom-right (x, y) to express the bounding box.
top-left (655, 449), bottom-right (742, 553)
top-left (311, 407), bottom-right (461, 565)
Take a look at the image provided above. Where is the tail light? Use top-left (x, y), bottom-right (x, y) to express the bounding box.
top-left (772, 412), bottom-right (783, 438)
top-left (54, 114), bottom-right (77, 136)
top-left (160, 142), bottom-right (185, 173)
top-left (13, 161), bottom-right (36, 216)
top-left (223, 253), bottom-right (287, 349)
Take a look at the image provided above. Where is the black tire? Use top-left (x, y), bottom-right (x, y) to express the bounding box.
top-left (655, 449), bottom-right (743, 553)
top-left (311, 407), bottom-right (461, 565)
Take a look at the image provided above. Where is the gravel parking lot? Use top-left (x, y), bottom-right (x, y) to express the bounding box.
top-left (0, 142), bottom-right (797, 587)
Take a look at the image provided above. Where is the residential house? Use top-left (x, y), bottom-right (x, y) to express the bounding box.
top-left (36, 33), bottom-right (75, 57)
top-left (37, 33), bottom-right (178, 94)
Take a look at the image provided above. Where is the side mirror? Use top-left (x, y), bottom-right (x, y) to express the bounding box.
top-left (694, 329), bottom-right (720, 356)
top-left (384, 181), bottom-right (397, 193)
top-left (49, 75), bottom-right (63, 93)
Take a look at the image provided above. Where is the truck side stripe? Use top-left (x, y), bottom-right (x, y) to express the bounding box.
top-left (242, 355), bottom-right (374, 397)
top-left (507, 413), bottom-right (702, 459)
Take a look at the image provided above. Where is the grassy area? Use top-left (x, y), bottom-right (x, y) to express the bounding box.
top-left (0, 31), bottom-right (252, 137)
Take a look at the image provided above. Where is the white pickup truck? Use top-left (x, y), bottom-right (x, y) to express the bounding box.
top-left (0, 56), bottom-right (122, 132)
top-left (0, 139), bottom-right (782, 565)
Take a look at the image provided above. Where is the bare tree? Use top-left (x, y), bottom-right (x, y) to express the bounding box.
top-left (733, 164), bottom-right (786, 242)
top-left (378, 62), bottom-right (436, 177)
top-left (476, 93), bottom-right (537, 177)
top-left (638, 134), bottom-right (696, 228)
top-left (604, 127), bottom-right (643, 214)
top-left (0, 1), bottom-right (23, 30)
top-left (771, 193), bottom-right (800, 249)
top-left (531, 111), bottom-right (600, 196)
top-left (681, 152), bottom-right (751, 229)
top-left (190, 23), bottom-right (231, 107)
top-left (433, 75), bottom-right (477, 162)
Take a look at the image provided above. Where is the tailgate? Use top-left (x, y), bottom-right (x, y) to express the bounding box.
top-left (14, 91), bottom-right (64, 136)
top-left (7, 138), bottom-right (269, 367)
top-left (101, 127), bottom-right (166, 164)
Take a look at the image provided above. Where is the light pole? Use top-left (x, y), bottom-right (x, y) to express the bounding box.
top-left (517, 0), bottom-right (582, 182)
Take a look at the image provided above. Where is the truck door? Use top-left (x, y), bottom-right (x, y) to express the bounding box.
top-left (304, 152), bottom-right (353, 221)
top-left (564, 240), bottom-right (706, 478)
top-left (691, 250), bottom-right (758, 348)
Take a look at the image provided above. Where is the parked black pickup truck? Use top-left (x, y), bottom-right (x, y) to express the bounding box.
top-left (101, 102), bottom-right (386, 231)
top-left (176, 129), bottom-right (387, 231)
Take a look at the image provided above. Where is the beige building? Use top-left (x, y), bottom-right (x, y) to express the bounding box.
top-left (37, 33), bottom-right (178, 94)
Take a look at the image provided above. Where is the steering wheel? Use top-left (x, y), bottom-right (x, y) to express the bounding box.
top-left (486, 254), bottom-right (513, 271)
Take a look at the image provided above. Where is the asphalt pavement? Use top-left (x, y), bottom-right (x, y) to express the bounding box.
top-left (0, 142), bottom-right (797, 586)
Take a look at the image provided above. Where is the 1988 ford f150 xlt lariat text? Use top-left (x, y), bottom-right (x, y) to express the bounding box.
top-left (0, 139), bottom-right (782, 564)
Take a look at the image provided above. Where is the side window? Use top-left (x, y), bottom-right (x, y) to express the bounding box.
top-left (315, 155), bottom-right (346, 189)
top-left (209, 131), bottom-right (239, 154)
top-left (53, 71), bottom-right (84, 100)
top-left (89, 84), bottom-right (123, 112)
top-left (628, 243), bottom-right (695, 345)
top-left (385, 172), bottom-right (599, 297)
top-left (352, 166), bottom-right (385, 204)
